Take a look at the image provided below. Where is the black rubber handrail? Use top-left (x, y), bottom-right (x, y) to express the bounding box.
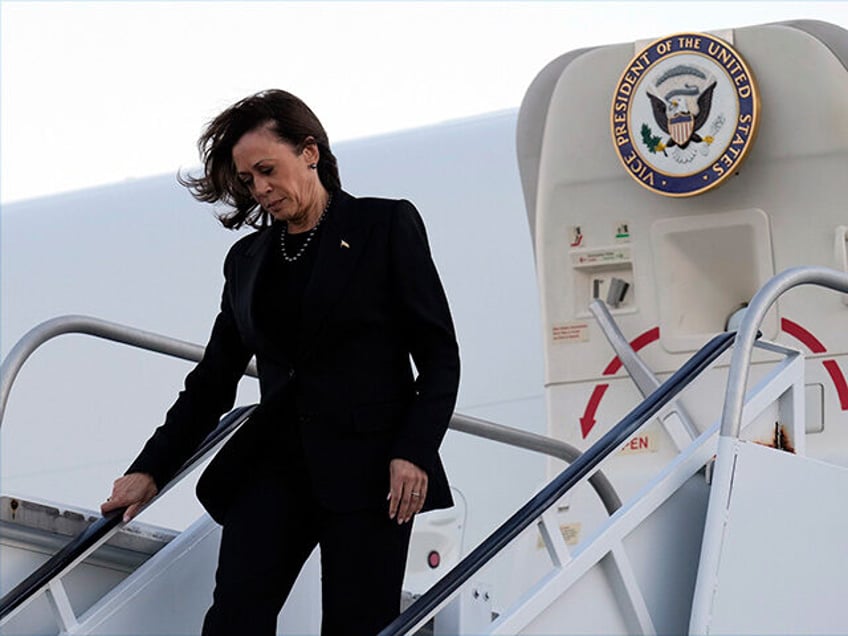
top-left (0, 404), bottom-right (256, 621)
top-left (379, 330), bottom-right (737, 635)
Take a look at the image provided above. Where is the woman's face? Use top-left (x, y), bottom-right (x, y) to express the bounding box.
top-left (232, 125), bottom-right (321, 225)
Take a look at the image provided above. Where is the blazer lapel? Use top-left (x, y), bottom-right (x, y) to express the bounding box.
top-left (298, 191), bottom-right (371, 360)
top-left (231, 223), bottom-right (283, 357)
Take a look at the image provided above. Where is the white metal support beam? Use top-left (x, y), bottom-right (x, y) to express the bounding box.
top-left (45, 580), bottom-right (78, 633)
top-left (607, 543), bottom-right (657, 635)
top-left (538, 508), bottom-right (572, 568)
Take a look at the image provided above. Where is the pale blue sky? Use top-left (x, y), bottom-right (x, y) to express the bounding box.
top-left (2, 1), bottom-right (846, 203)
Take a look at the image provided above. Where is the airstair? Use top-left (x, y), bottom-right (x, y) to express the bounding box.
top-left (3, 268), bottom-right (848, 634)
top-left (0, 316), bottom-right (585, 634)
top-left (379, 268), bottom-right (848, 635)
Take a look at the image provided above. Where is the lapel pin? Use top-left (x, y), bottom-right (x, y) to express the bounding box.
top-left (340, 240), bottom-right (350, 249)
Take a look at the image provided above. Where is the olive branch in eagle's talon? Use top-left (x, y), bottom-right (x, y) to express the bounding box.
top-left (640, 123), bottom-right (667, 155)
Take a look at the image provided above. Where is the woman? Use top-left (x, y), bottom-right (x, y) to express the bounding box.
top-left (101, 90), bottom-right (460, 635)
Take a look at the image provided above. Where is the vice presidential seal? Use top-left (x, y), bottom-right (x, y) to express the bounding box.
top-left (611, 32), bottom-right (759, 197)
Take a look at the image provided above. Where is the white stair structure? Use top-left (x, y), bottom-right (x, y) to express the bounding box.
top-left (380, 268), bottom-right (848, 635)
top-left (690, 268), bottom-right (848, 635)
top-left (691, 440), bottom-right (848, 635)
top-left (492, 346), bottom-right (805, 635)
top-left (0, 498), bottom-right (324, 635)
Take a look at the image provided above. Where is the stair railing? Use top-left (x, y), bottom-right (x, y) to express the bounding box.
top-left (0, 314), bottom-right (622, 628)
top-left (0, 404), bottom-right (255, 627)
top-left (379, 330), bottom-right (737, 635)
top-left (721, 266), bottom-right (848, 437)
top-left (0, 314), bottom-right (259, 427)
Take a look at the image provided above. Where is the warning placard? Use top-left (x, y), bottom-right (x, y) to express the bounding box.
top-left (552, 322), bottom-right (589, 344)
top-left (536, 522), bottom-right (582, 549)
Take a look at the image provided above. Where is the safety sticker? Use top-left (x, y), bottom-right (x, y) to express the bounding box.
top-left (552, 322), bottom-right (589, 344)
top-left (536, 522), bottom-right (582, 549)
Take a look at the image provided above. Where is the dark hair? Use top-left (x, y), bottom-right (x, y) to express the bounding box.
top-left (179, 89), bottom-right (342, 229)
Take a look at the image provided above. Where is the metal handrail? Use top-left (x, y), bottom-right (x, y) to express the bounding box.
top-left (451, 413), bottom-right (621, 514)
top-left (0, 314), bottom-right (258, 427)
top-left (379, 330), bottom-right (737, 635)
top-left (721, 266), bottom-right (848, 438)
top-left (0, 404), bottom-right (256, 623)
top-left (590, 299), bottom-right (699, 442)
top-left (0, 315), bottom-right (620, 512)
top-left (0, 314), bottom-right (624, 620)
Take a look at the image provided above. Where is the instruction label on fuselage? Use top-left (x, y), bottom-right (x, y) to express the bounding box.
top-left (552, 322), bottom-right (590, 344)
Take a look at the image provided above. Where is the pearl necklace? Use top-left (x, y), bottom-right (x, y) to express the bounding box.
top-left (279, 194), bottom-right (332, 263)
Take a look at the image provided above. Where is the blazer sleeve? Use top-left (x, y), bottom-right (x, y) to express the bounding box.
top-left (125, 250), bottom-right (253, 489)
top-left (388, 200), bottom-right (460, 472)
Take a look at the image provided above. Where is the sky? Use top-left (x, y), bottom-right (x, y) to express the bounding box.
top-left (2, 1), bottom-right (847, 204)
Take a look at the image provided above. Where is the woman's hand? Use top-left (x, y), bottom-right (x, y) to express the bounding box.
top-left (100, 473), bottom-right (158, 523)
top-left (388, 458), bottom-right (427, 524)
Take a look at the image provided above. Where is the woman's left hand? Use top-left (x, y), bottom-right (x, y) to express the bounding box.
top-left (388, 458), bottom-right (427, 524)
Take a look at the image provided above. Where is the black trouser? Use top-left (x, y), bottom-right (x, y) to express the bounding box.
top-left (201, 470), bottom-right (413, 635)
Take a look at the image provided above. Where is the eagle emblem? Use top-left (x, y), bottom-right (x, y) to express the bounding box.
top-left (645, 64), bottom-right (718, 163)
top-left (610, 32), bottom-right (760, 196)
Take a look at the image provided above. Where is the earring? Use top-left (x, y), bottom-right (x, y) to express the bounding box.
top-left (309, 163), bottom-right (318, 170)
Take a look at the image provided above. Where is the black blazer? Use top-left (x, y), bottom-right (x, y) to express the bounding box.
top-left (127, 191), bottom-right (460, 522)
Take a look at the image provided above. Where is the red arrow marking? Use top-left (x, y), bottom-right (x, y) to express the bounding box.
top-left (581, 384), bottom-right (609, 438)
top-left (780, 318), bottom-right (848, 412)
top-left (602, 327), bottom-right (661, 376)
top-left (580, 326), bottom-right (661, 438)
top-left (823, 360), bottom-right (848, 410)
top-left (781, 318), bottom-right (827, 353)
top-left (582, 318), bottom-right (848, 440)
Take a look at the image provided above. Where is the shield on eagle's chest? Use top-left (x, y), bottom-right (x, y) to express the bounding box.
top-left (669, 114), bottom-right (694, 146)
